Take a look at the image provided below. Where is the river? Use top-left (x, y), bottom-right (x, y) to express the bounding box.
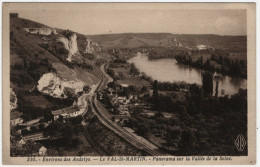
top-left (128, 53), bottom-right (247, 96)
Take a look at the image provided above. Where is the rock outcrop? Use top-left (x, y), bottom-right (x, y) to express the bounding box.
top-left (85, 37), bottom-right (101, 53)
top-left (37, 73), bottom-right (86, 98)
top-left (23, 28), bottom-right (57, 35)
top-left (10, 88), bottom-right (18, 110)
top-left (57, 33), bottom-right (79, 62)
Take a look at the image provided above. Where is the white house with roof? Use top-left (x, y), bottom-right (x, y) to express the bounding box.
top-left (51, 106), bottom-right (81, 121)
top-left (22, 132), bottom-right (47, 141)
top-left (18, 139), bottom-right (26, 146)
top-left (196, 44), bottom-right (207, 50)
top-left (39, 146), bottom-right (48, 156)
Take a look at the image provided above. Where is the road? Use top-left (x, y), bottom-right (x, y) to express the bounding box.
top-left (78, 64), bottom-right (166, 156)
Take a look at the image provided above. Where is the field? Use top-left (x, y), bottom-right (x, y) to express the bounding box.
top-left (116, 78), bottom-right (151, 87)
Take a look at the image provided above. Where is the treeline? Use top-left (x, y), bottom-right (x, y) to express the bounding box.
top-left (147, 47), bottom-right (184, 60)
top-left (136, 79), bottom-right (247, 155)
top-left (107, 48), bottom-right (138, 60)
top-left (156, 81), bottom-right (189, 91)
top-left (175, 50), bottom-right (247, 78)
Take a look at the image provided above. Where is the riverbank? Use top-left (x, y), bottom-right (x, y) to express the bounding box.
top-left (175, 52), bottom-right (247, 79)
top-left (128, 53), bottom-right (247, 96)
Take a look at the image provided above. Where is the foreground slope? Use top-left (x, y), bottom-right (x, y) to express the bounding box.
top-left (10, 15), bottom-right (103, 120)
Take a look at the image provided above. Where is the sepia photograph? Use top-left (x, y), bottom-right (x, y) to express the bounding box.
top-left (2, 2), bottom-right (256, 165)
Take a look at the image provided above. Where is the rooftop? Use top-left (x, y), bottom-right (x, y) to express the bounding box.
top-left (51, 106), bottom-right (79, 116)
top-left (63, 106), bottom-right (79, 114)
top-left (51, 109), bottom-right (64, 116)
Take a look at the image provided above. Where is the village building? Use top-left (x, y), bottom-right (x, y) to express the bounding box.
top-left (39, 146), bottom-right (48, 156)
top-left (196, 44), bottom-right (207, 50)
top-left (10, 111), bottom-right (23, 126)
top-left (112, 115), bottom-right (129, 126)
top-left (120, 83), bottom-right (129, 88)
top-left (18, 139), bottom-right (26, 146)
top-left (22, 132), bottom-right (47, 141)
top-left (51, 106), bottom-right (81, 121)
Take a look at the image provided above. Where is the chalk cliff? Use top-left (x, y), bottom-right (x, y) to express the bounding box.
top-left (85, 37), bottom-right (101, 53)
top-left (57, 33), bottom-right (79, 62)
top-left (37, 73), bottom-right (86, 98)
top-left (23, 28), bottom-right (57, 35)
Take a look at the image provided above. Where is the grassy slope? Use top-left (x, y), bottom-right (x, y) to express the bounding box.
top-left (10, 16), bottom-right (102, 120)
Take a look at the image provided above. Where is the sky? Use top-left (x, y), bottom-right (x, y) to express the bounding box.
top-left (17, 5), bottom-right (246, 36)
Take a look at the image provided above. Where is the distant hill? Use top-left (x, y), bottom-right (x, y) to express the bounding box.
top-left (88, 33), bottom-right (247, 53)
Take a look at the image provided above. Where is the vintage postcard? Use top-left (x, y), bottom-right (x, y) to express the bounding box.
top-left (2, 2), bottom-right (256, 165)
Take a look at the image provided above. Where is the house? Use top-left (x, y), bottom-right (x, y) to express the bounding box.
top-left (51, 106), bottom-right (80, 121)
top-left (24, 117), bottom-right (43, 127)
top-left (18, 139), bottom-right (26, 146)
top-left (196, 44), bottom-right (207, 50)
top-left (117, 96), bottom-right (127, 103)
top-left (52, 109), bottom-right (64, 121)
top-left (107, 88), bottom-right (116, 95)
top-left (112, 115), bottom-right (129, 126)
top-left (120, 83), bottom-right (129, 88)
top-left (11, 117), bottom-right (23, 126)
top-left (63, 106), bottom-right (80, 117)
top-left (10, 111), bottom-right (23, 126)
top-left (39, 146), bottom-right (47, 156)
top-left (22, 132), bottom-right (47, 141)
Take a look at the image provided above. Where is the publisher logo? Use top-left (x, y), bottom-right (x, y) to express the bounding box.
top-left (234, 134), bottom-right (246, 151)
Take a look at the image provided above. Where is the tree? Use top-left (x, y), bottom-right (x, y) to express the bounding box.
top-left (204, 59), bottom-right (211, 70)
top-left (38, 123), bottom-right (45, 130)
top-left (130, 63), bottom-right (140, 75)
top-left (43, 122), bottom-right (62, 139)
top-left (136, 123), bottom-right (150, 138)
top-left (83, 85), bottom-right (91, 93)
top-left (187, 84), bottom-right (203, 114)
top-left (43, 111), bottom-right (53, 122)
top-left (107, 68), bottom-right (115, 78)
top-left (179, 128), bottom-right (199, 155)
top-left (165, 126), bottom-right (181, 146)
top-left (189, 84), bottom-right (203, 98)
top-left (153, 80), bottom-right (159, 110)
top-left (43, 121), bottom-right (73, 140)
top-left (202, 72), bottom-right (213, 96)
top-left (73, 124), bottom-right (83, 138)
top-left (128, 85), bottom-right (137, 93)
top-left (22, 140), bottom-right (41, 156)
top-left (200, 56), bottom-right (203, 67)
top-left (30, 126), bottom-right (37, 132)
top-left (141, 86), bottom-right (148, 94)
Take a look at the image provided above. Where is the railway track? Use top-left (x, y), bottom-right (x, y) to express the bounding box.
top-left (91, 96), bottom-right (164, 156)
top-left (89, 64), bottom-right (166, 156)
